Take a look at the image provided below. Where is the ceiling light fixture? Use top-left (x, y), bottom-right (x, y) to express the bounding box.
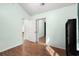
top-left (40, 3), bottom-right (45, 6)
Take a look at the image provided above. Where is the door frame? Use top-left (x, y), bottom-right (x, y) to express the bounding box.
top-left (36, 18), bottom-right (46, 43)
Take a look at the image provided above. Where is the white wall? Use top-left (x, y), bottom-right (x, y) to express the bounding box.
top-left (32, 4), bottom-right (77, 49)
top-left (0, 3), bottom-right (30, 52)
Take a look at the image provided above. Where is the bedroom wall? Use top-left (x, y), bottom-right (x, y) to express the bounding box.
top-left (31, 4), bottom-right (77, 49)
top-left (0, 3), bottom-right (30, 52)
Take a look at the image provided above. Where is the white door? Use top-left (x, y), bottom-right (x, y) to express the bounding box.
top-left (24, 20), bottom-right (36, 42)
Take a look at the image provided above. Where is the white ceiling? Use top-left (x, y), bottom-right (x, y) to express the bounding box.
top-left (20, 3), bottom-right (74, 16)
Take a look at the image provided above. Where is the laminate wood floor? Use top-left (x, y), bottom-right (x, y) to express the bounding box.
top-left (23, 40), bottom-right (50, 56)
top-left (0, 45), bottom-right (22, 56)
top-left (0, 40), bottom-right (65, 56)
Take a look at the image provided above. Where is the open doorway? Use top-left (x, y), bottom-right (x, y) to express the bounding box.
top-left (22, 18), bottom-right (48, 56)
top-left (36, 18), bottom-right (46, 45)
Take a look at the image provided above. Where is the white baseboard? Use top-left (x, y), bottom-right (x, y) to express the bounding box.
top-left (46, 43), bottom-right (65, 50)
top-left (0, 42), bottom-right (22, 52)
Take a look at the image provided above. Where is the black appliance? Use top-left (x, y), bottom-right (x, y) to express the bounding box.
top-left (66, 19), bottom-right (76, 56)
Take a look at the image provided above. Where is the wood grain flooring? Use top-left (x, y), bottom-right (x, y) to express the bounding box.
top-left (46, 46), bottom-right (65, 56)
top-left (0, 40), bottom-right (50, 56)
top-left (0, 45), bottom-right (22, 56)
top-left (0, 40), bottom-right (65, 56)
top-left (39, 36), bottom-right (46, 43)
top-left (23, 40), bottom-right (50, 56)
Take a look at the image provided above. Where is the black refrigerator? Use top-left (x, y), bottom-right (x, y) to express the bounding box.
top-left (66, 19), bottom-right (76, 56)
